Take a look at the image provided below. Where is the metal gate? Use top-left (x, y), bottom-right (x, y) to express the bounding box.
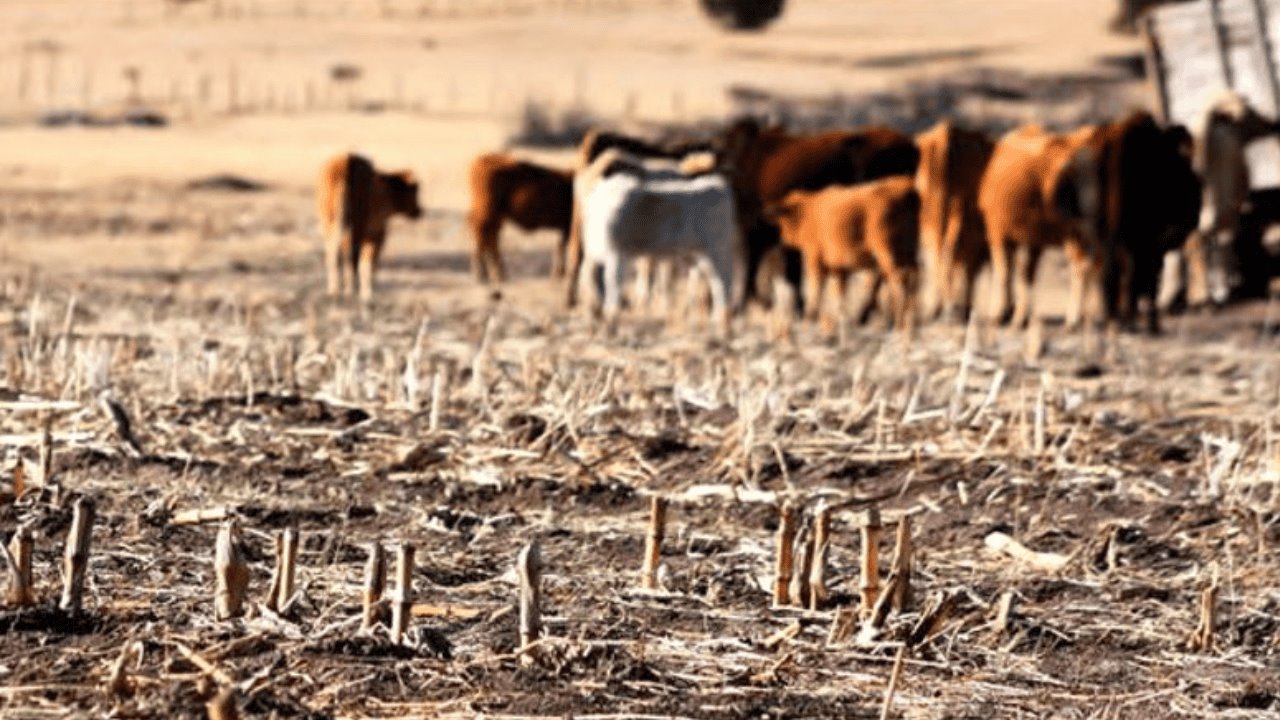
top-left (1144, 0), bottom-right (1280, 187)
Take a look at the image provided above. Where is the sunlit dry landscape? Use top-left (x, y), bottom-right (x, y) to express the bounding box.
top-left (1, 1), bottom-right (1279, 718)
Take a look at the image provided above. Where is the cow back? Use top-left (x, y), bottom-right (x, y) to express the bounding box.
top-left (1098, 112), bottom-right (1201, 251)
top-left (471, 152), bottom-right (572, 232)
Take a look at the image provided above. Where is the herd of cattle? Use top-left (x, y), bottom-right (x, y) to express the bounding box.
top-left (317, 91), bottom-right (1280, 337)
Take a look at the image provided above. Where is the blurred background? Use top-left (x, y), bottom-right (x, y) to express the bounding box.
top-left (0, 0), bottom-right (1154, 297)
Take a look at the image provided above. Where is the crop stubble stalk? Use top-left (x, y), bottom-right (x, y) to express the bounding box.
top-left (6, 524), bottom-right (36, 607)
top-left (59, 497), bottom-right (95, 615)
top-left (517, 541), bottom-right (542, 658)
top-left (391, 542), bottom-right (415, 644)
top-left (891, 515), bottom-right (912, 611)
top-left (808, 501), bottom-right (831, 610)
top-left (214, 519), bottom-right (249, 620)
top-left (362, 541), bottom-right (387, 630)
top-left (860, 505), bottom-right (882, 615)
top-left (788, 517), bottom-right (813, 607)
top-left (266, 528), bottom-right (299, 612)
top-left (641, 495), bottom-right (667, 590)
top-left (773, 501), bottom-right (798, 607)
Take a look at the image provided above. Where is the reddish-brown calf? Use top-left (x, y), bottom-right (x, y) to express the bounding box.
top-left (914, 120), bottom-right (993, 322)
top-left (768, 176), bottom-right (920, 333)
top-left (317, 153), bottom-right (422, 302)
top-left (467, 153), bottom-right (573, 285)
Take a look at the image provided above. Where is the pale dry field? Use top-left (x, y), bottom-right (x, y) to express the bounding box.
top-left (1, 2), bottom-right (1279, 719)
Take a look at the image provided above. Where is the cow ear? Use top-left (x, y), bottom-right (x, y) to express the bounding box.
top-left (397, 170), bottom-right (417, 184)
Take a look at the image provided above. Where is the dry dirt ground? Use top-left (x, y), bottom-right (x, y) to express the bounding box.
top-left (1, 1), bottom-right (1280, 719)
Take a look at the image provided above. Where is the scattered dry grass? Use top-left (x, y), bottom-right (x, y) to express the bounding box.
top-left (1, 235), bottom-right (1279, 717)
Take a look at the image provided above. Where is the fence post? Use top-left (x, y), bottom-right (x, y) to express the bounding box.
top-left (1208, 0), bottom-right (1235, 89)
top-left (1141, 14), bottom-right (1172, 124)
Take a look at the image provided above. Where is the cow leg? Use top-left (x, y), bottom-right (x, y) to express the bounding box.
top-left (930, 200), bottom-right (964, 321)
top-left (1158, 249), bottom-right (1187, 313)
top-left (486, 227), bottom-right (507, 285)
top-left (1010, 243), bottom-right (1041, 330)
top-left (856, 271), bottom-right (884, 327)
top-left (1134, 250), bottom-right (1163, 335)
top-left (469, 215), bottom-right (498, 284)
top-left (826, 269), bottom-right (851, 337)
top-left (1120, 250), bottom-right (1137, 331)
top-left (987, 231), bottom-right (1013, 325)
top-left (918, 230), bottom-right (943, 322)
top-left (770, 272), bottom-right (795, 343)
top-left (952, 259), bottom-right (978, 325)
top-left (564, 208), bottom-right (586, 308)
top-left (699, 253), bottom-right (731, 336)
top-left (1205, 228), bottom-right (1237, 306)
top-left (743, 223), bottom-right (773, 307)
top-left (580, 259), bottom-right (606, 319)
top-left (901, 266), bottom-right (920, 336)
top-left (344, 231), bottom-right (361, 298)
top-left (674, 264), bottom-right (695, 333)
top-left (868, 239), bottom-right (907, 331)
top-left (551, 224), bottom-right (570, 280)
top-left (801, 255), bottom-right (824, 324)
top-left (1064, 242), bottom-right (1093, 332)
top-left (728, 229), bottom-right (748, 316)
top-left (1178, 230), bottom-right (1208, 308)
top-left (1100, 243), bottom-right (1128, 332)
top-left (884, 269), bottom-right (908, 332)
top-left (660, 256), bottom-right (680, 315)
top-left (931, 253), bottom-right (954, 323)
top-left (602, 252), bottom-right (626, 322)
top-left (357, 232), bottom-right (385, 304)
top-left (324, 226), bottom-right (345, 297)
top-left (633, 256), bottom-right (654, 315)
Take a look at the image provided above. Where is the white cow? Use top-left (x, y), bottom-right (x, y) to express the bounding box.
top-left (579, 149), bottom-right (740, 332)
top-left (1161, 92), bottom-right (1278, 308)
top-left (572, 148), bottom-right (717, 314)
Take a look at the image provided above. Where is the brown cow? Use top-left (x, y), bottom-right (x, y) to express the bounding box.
top-left (1093, 112), bottom-right (1201, 334)
top-left (717, 118), bottom-right (920, 309)
top-left (767, 176), bottom-right (920, 333)
top-left (467, 153), bottom-right (574, 285)
top-left (316, 153), bottom-right (422, 302)
top-left (977, 124), bottom-right (1101, 329)
top-left (914, 120), bottom-right (993, 322)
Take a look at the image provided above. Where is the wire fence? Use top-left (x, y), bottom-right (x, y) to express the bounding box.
top-left (0, 0), bottom-right (687, 23)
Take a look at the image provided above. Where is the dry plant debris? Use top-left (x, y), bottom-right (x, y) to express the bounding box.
top-left (0, 266), bottom-right (1278, 718)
